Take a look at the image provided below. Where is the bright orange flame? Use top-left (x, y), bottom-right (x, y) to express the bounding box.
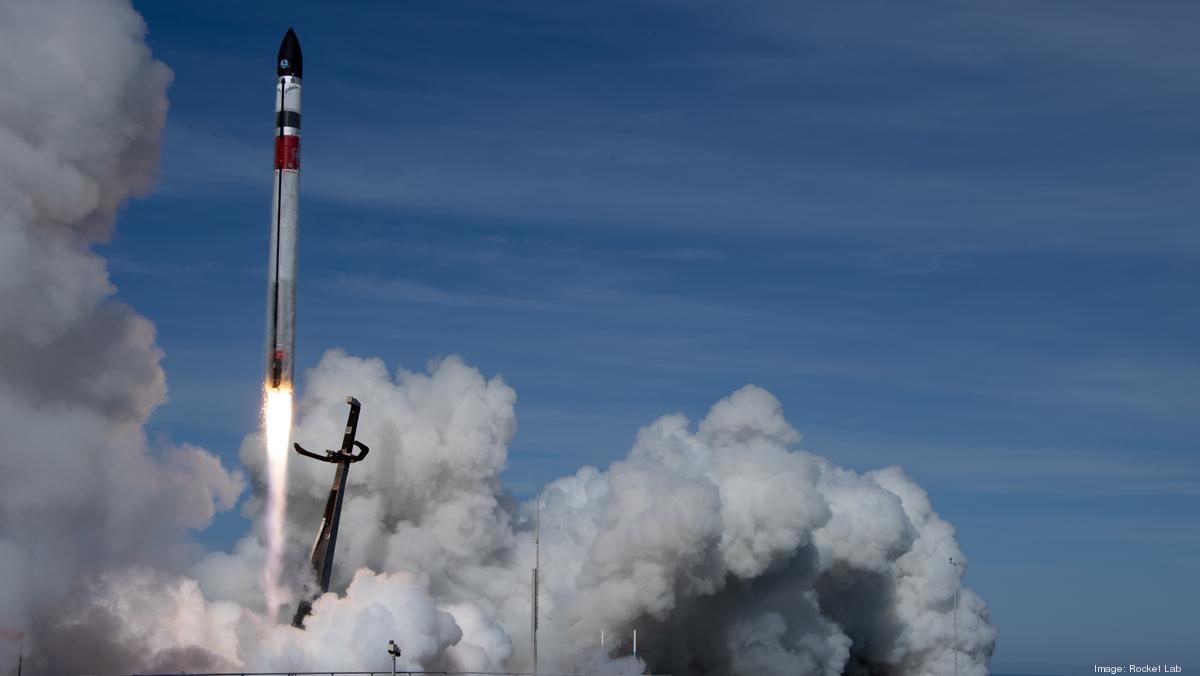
top-left (262, 386), bottom-right (293, 619)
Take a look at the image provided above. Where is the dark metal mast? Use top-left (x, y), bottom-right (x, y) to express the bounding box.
top-left (291, 396), bottom-right (370, 628)
top-left (531, 486), bottom-right (541, 676)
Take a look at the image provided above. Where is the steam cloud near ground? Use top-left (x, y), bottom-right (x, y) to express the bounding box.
top-left (0, 1), bottom-right (995, 674)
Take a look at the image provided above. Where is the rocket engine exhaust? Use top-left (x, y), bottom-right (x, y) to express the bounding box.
top-left (261, 387), bottom-right (292, 618)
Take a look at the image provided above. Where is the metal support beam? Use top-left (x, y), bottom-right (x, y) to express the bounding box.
top-left (291, 396), bottom-right (370, 628)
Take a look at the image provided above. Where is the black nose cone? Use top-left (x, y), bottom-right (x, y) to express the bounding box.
top-left (277, 27), bottom-right (302, 78)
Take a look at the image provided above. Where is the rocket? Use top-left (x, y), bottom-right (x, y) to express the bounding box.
top-left (266, 28), bottom-right (302, 390)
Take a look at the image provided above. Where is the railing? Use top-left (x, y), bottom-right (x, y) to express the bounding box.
top-left (90, 672), bottom-right (529, 676)
top-left (89, 672), bottom-right (670, 676)
top-left (93, 672), bottom-right (526, 676)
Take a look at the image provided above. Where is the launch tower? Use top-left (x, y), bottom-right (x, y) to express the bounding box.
top-left (291, 396), bottom-right (370, 628)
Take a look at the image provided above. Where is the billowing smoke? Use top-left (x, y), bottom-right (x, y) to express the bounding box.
top-left (198, 354), bottom-right (996, 675)
top-left (0, 0), bottom-right (244, 673)
top-left (0, 1), bottom-right (996, 675)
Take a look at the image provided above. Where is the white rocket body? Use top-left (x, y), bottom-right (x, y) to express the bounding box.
top-left (266, 30), bottom-right (302, 390)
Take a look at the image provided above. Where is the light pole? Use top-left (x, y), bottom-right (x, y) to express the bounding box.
top-left (949, 557), bottom-right (962, 676)
top-left (531, 486), bottom-right (542, 676)
top-left (387, 639), bottom-right (401, 676)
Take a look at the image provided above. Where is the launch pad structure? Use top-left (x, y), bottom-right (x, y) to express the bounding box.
top-left (291, 396), bottom-right (370, 628)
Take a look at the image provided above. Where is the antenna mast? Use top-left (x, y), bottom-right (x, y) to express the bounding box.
top-left (531, 486), bottom-right (541, 676)
top-left (950, 557), bottom-right (962, 676)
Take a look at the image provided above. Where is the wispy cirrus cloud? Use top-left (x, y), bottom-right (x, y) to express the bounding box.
top-left (154, 0), bottom-right (1200, 258)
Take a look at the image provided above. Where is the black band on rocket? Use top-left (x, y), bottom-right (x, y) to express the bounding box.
top-left (275, 111), bottom-right (301, 130)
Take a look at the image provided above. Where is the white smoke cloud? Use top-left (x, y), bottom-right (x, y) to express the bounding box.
top-left (189, 353), bottom-right (995, 675)
top-left (0, 0), bottom-right (243, 672)
top-left (0, 1), bottom-right (996, 674)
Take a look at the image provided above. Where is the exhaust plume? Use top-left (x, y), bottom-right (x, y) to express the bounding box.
top-left (261, 388), bottom-right (293, 620)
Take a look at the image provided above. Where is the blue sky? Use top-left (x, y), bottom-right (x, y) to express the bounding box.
top-left (111, 2), bottom-right (1198, 673)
